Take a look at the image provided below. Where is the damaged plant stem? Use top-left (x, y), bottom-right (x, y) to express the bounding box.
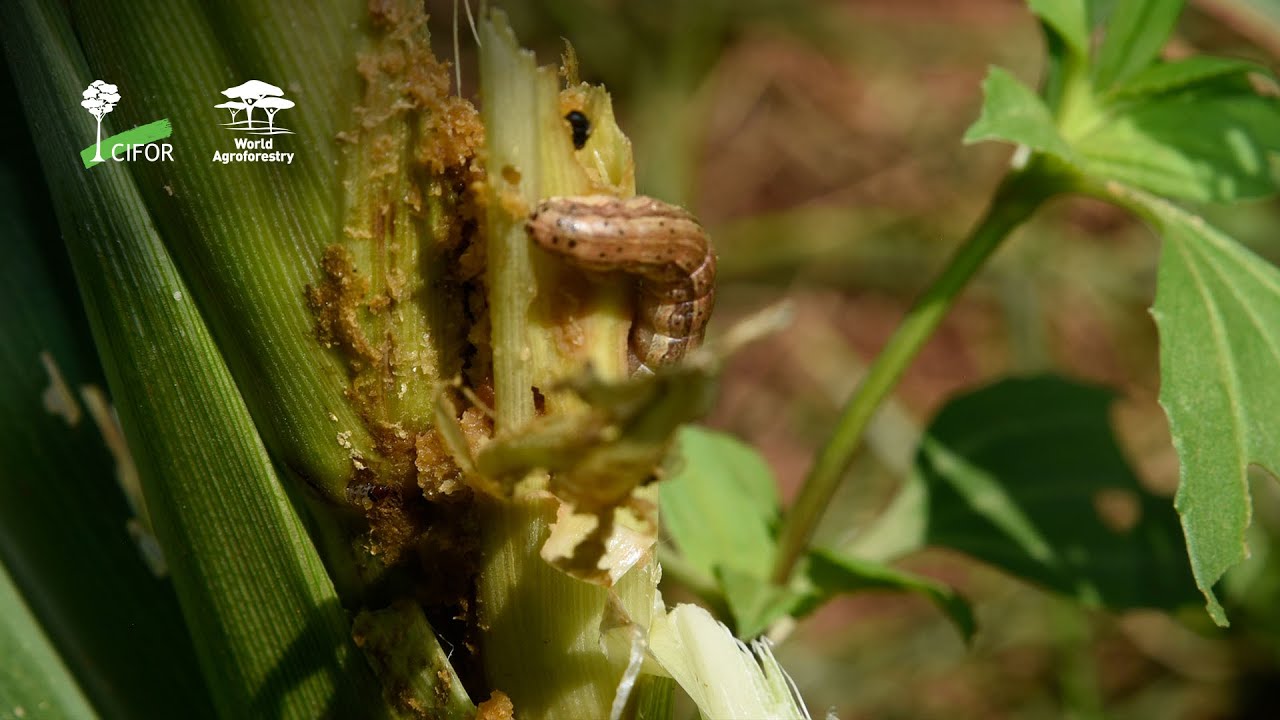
top-left (4, 0), bottom-right (727, 715)
top-left (474, 11), bottom-right (670, 719)
top-left (322, 4), bottom-right (704, 717)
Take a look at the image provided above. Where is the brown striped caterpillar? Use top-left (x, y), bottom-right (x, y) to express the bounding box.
top-left (526, 195), bottom-right (717, 372)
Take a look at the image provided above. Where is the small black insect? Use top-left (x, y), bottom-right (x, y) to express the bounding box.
top-left (565, 110), bottom-right (591, 149)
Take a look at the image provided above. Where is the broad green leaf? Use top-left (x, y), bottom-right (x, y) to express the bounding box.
top-left (65, 0), bottom-right (407, 498)
top-left (0, 562), bottom-right (96, 720)
top-left (1, 0), bottom-right (392, 715)
top-left (805, 549), bottom-right (975, 642)
top-left (1111, 56), bottom-right (1268, 98)
top-left (964, 67), bottom-right (1077, 164)
top-left (662, 428), bottom-right (973, 640)
top-left (197, 0), bottom-right (365, 189)
top-left (908, 376), bottom-right (1197, 610)
top-left (1028, 0), bottom-right (1091, 59)
top-left (661, 426), bottom-right (782, 582)
top-left (0, 89), bottom-right (212, 717)
top-left (1146, 196), bottom-right (1280, 626)
top-left (1076, 87), bottom-right (1280, 202)
top-left (1093, 0), bottom-right (1186, 91)
top-left (661, 426), bottom-right (784, 636)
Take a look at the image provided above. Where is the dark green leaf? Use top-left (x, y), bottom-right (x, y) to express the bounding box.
top-left (661, 426), bottom-right (781, 581)
top-left (806, 549), bottom-right (975, 642)
top-left (67, 0), bottom-right (383, 499)
top-left (1111, 56), bottom-right (1268, 98)
top-left (912, 376), bottom-right (1198, 610)
top-left (964, 67), bottom-right (1077, 164)
top-left (1076, 87), bottom-right (1280, 202)
top-left (1145, 196), bottom-right (1280, 626)
top-left (0, 74), bottom-right (213, 716)
top-left (1093, 0), bottom-right (1186, 91)
top-left (1, 0), bottom-right (392, 714)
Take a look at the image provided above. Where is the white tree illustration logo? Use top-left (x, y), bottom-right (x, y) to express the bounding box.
top-left (81, 80), bottom-right (120, 163)
top-left (216, 80), bottom-right (295, 135)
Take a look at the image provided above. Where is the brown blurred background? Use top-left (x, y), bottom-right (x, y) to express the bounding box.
top-left (426, 1), bottom-right (1280, 717)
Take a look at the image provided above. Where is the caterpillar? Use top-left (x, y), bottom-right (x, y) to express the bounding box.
top-left (526, 195), bottom-right (717, 372)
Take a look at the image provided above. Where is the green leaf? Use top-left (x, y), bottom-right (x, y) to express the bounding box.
top-left (196, 0), bottom-right (365, 188)
top-left (661, 426), bottom-right (782, 581)
top-left (1111, 56), bottom-right (1268, 98)
top-left (964, 67), bottom-right (1077, 164)
top-left (1026, 0), bottom-right (1096, 136)
top-left (0, 562), bottom-right (96, 720)
top-left (716, 567), bottom-right (807, 640)
top-left (662, 427), bottom-right (974, 640)
top-left (65, 0), bottom-right (389, 498)
top-left (1144, 196), bottom-right (1280, 626)
top-left (716, 550), bottom-right (977, 642)
top-left (1076, 86), bottom-right (1280, 202)
top-left (805, 549), bottom-right (976, 642)
top-left (1, 0), bottom-right (392, 715)
top-left (1028, 0), bottom-right (1091, 59)
top-left (1093, 0), bottom-right (1186, 91)
top-left (660, 427), bottom-right (791, 636)
top-left (910, 376), bottom-right (1198, 610)
top-left (0, 80), bottom-right (213, 717)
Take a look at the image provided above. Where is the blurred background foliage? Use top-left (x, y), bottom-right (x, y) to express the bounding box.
top-left (7, 0), bottom-right (1280, 717)
top-left (422, 0), bottom-right (1280, 717)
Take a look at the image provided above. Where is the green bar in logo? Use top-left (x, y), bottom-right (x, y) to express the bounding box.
top-left (81, 119), bottom-right (172, 169)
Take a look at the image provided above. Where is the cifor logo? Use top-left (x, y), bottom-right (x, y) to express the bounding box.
top-left (211, 79), bottom-right (297, 165)
top-left (79, 80), bottom-right (173, 169)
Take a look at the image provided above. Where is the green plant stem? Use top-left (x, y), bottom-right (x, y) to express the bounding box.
top-left (352, 602), bottom-right (475, 720)
top-left (771, 162), bottom-right (1067, 584)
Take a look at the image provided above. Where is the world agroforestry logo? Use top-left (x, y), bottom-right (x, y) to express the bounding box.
top-left (211, 79), bottom-right (297, 165)
top-left (79, 80), bottom-right (173, 169)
